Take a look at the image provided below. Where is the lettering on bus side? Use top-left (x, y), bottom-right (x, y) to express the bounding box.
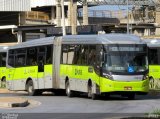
top-left (75, 69), bottom-right (82, 75)
top-left (24, 69), bottom-right (36, 74)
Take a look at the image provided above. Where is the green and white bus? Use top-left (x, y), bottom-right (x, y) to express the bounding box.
top-left (0, 46), bottom-right (8, 87)
top-left (144, 39), bottom-right (160, 89)
top-left (6, 34), bottom-right (149, 99)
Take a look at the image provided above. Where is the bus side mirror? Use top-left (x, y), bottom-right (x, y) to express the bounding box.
top-left (100, 62), bottom-right (104, 68)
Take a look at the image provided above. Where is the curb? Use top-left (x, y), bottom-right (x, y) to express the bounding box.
top-left (0, 97), bottom-right (29, 108)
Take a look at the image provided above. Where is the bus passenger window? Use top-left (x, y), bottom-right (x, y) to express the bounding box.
top-left (27, 48), bottom-right (37, 66)
top-left (38, 56), bottom-right (44, 72)
top-left (67, 45), bottom-right (75, 64)
top-left (73, 45), bottom-right (80, 65)
top-left (89, 45), bottom-right (96, 65)
top-left (16, 55), bottom-right (26, 67)
top-left (1, 53), bottom-right (6, 67)
top-left (61, 45), bottom-right (68, 64)
top-left (46, 45), bottom-right (52, 64)
top-left (81, 45), bottom-right (88, 65)
top-left (8, 55), bottom-right (14, 67)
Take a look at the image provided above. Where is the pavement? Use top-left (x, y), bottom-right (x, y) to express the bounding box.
top-left (149, 89), bottom-right (160, 96)
top-left (0, 88), bottom-right (14, 93)
top-left (0, 88), bottom-right (29, 108)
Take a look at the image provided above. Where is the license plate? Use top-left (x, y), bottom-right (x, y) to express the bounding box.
top-left (124, 86), bottom-right (132, 90)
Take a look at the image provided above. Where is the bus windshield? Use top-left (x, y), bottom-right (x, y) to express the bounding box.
top-left (103, 45), bottom-right (148, 74)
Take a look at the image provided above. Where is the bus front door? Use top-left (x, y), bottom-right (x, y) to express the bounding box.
top-left (37, 55), bottom-right (45, 89)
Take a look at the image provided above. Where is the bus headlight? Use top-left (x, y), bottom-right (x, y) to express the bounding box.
top-left (103, 73), bottom-right (113, 80)
top-left (143, 74), bottom-right (149, 80)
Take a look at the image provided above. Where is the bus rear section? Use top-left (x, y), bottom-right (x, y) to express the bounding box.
top-left (58, 34), bottom-right (149, 100)
top-left (6, 37), bottom-right (55, 95)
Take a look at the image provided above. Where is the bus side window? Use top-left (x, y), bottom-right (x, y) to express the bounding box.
top-left (61, 45), bottom-right (68, 64)
top-left (95, 45), bottom-right (103, 67)
top-left (81, 45), bottom-right (89, 65)
top-left (8, 55), bottom-right (15, 67)
top-left (37, 46), bottom-right (46, 72)
top-left (73, 45), bottom-right (81, 65)
top-left (1, 53), bottom-right (6, 67)
top-left (37, 55), bottom-right (45, 72)
top-left (27, 48), bottom-right (37, 66)
top-left (88, 45), bottom-right (96, 65)
top-left (67, 45), bottom-right (75, 64)
top-left (46, 45), bottom-right (52, 64)
top-left (16, 55), bottom-right (26, 67)
top-left (15, 48), bottom-right (27, 67)
top-left (8, 50), bottom-right (15, 67)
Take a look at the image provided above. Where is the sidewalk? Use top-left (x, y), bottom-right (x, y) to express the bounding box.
top-left (0, 97), bottom-right (29, 108)
top-left (0, 88), bottom-right (29, 108)
top-left (0, 88), bottom-right (14, 93)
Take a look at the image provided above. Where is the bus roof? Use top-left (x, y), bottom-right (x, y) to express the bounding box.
top-left (62, 34), bottom-right (145, 44)
top-left (0, 46), bottom-right (8, 52)
top-left (8, 37), bottom-right (55, 49)
top-left (143, 39), bottom-right (160, 47)
top-left (8, 34), bottom-right (145, 50)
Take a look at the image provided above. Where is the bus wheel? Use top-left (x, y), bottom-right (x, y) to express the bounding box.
top-left (149, 77), bottom-right (154, 89)
top-left (27, 80), bottom-right (36, 96)
top-left (65, 80), bottom-right (73, 97)
top-left (88, 85), bottom-right (97, 100)
top-left (127, 94), bottom-right (135, 100)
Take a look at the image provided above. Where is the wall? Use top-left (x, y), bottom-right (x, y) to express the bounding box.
top-left (0, 0), bottom-right (31, 11)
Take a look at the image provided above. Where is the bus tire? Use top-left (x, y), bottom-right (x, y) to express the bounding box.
top-left (65, 80), bottom-right (73, 97)
top-left (88, 84), bottom-right (97, 100)
top-left (27, 80), bottom-right (37, 96)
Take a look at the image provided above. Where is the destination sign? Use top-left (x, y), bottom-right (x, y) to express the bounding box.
top-left (109, 47), bottom-right (144, 51)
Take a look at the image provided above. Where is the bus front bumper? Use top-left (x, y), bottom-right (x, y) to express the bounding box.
top-left (100, 78), bottom-right (149, 94)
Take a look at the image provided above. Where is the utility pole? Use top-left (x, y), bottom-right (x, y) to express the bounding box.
top-left (127, 0), bottom-right (129, 34)
top-left (56, 0), bottom-right (61, 27)
top-left (83, 0), bottom-right (88, 25)
top-left (68, 0), bottom-right (72, 26)
top-left (71, 0), bottom-right (77, 35)
top-left (61, 0), bottom-right (66, 35)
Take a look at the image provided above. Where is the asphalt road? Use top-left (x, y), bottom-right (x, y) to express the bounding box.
top-left (0, 92), bottom-right (160, 119)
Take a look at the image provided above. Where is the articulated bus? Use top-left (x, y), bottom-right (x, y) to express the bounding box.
top-left (0, 46), bottom-right (8, 87)
top-left (6, 34), bottom-right (149, 99)
top-left (144, 39), bottom-right (160, 89)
